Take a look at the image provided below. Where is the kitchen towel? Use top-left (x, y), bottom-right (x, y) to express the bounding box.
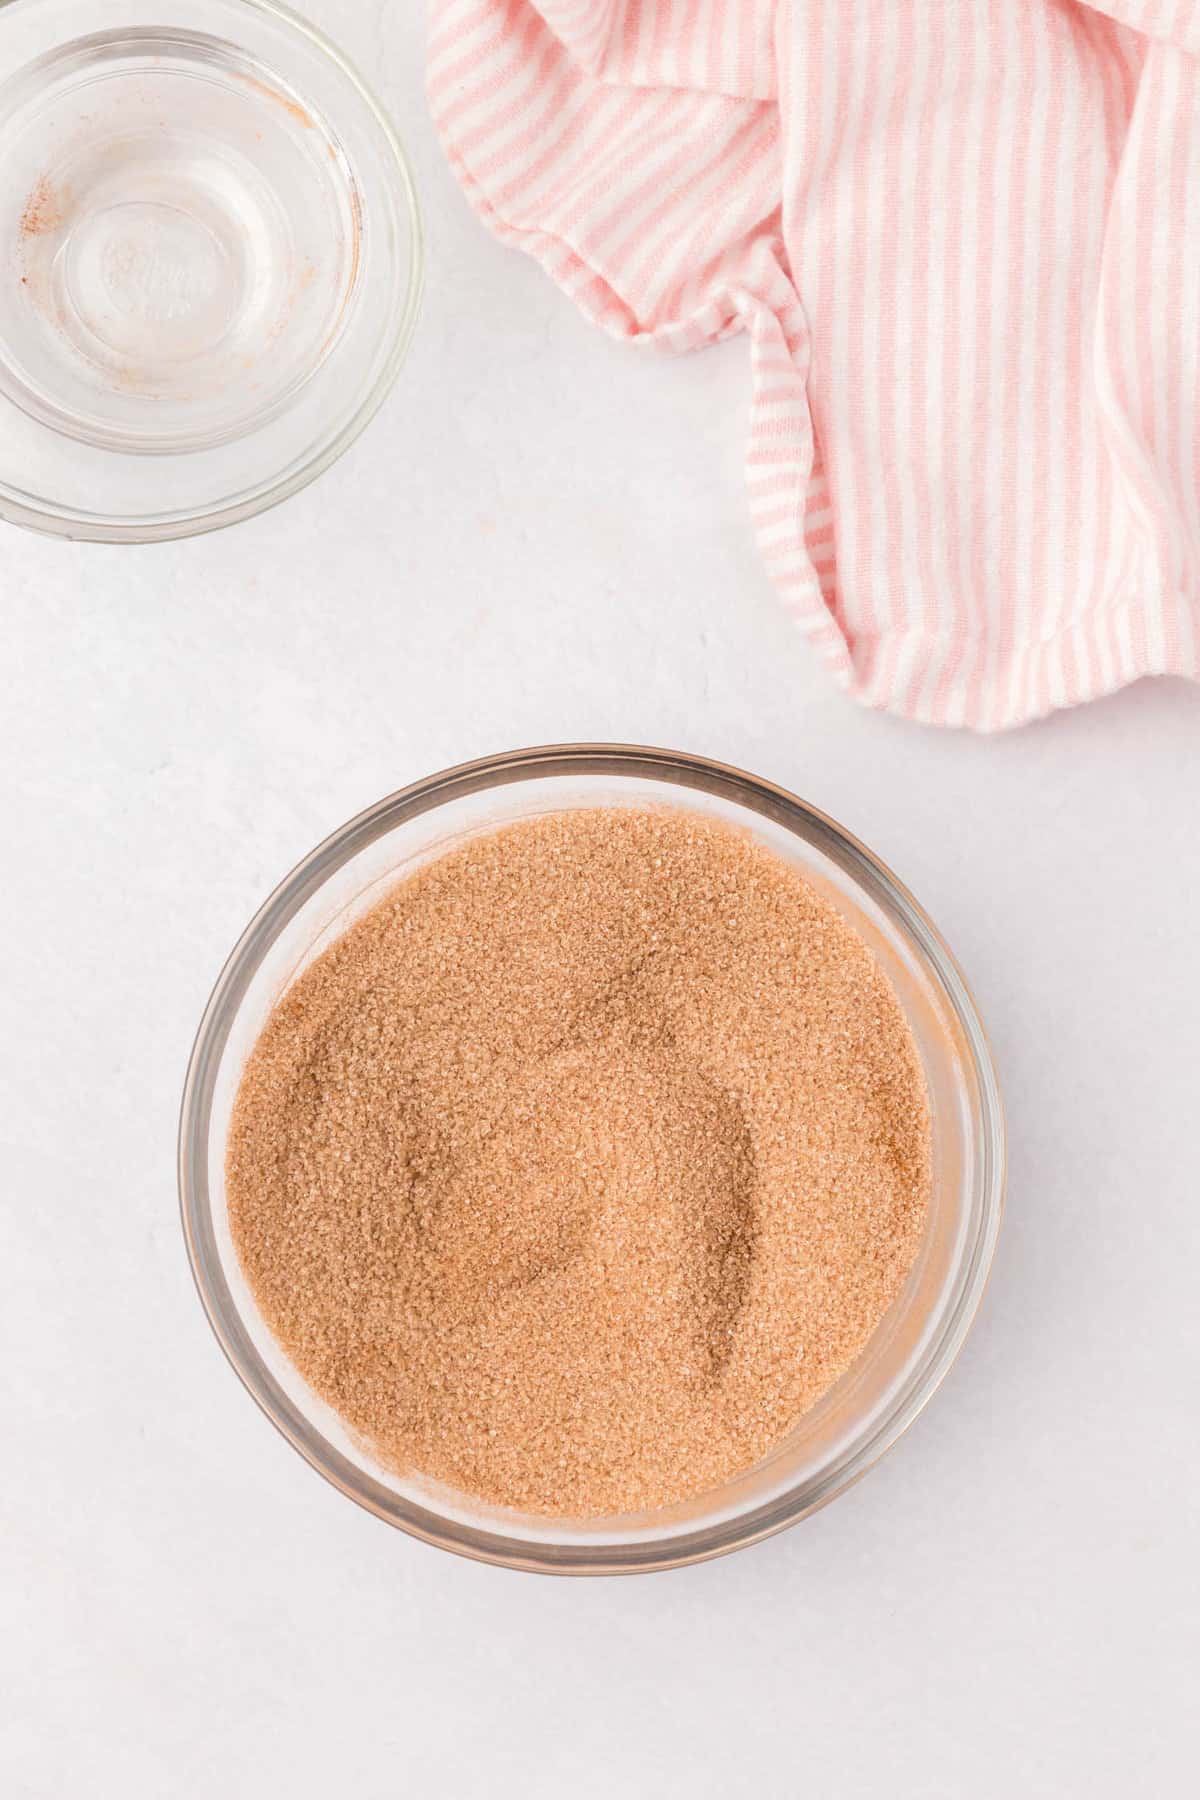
top-left (430, 0), bottom-right (1200, 729)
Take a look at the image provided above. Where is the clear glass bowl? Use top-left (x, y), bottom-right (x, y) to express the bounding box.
top-left (179, 747), bottom-right (1005, 1574)
top-left (0, 0), bottom-right (421, 540)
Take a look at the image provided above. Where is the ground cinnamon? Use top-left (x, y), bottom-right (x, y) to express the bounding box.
top-left (227, 807), bottom-right (931, 1516)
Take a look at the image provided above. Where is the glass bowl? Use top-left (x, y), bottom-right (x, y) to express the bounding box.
top-left (179, 747), bottom-right (1005, 1574)
top-left (0, 0), bottom-right (421, 541)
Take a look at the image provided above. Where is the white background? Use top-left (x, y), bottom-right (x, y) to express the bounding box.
top-left (3, 4), bottom-right (1199, 1795)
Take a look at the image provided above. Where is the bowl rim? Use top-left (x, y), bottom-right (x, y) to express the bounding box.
top-left (0, 0), bottom-right (424, 543)
top-left (178, 744), bottom-right (1006, 1574)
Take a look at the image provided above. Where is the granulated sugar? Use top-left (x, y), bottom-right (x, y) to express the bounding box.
top-left (227, 808), bottom-right (931, 1517)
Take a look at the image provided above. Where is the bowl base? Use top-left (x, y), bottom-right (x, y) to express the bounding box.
top-left (0, 28), bottom-right (362, 455)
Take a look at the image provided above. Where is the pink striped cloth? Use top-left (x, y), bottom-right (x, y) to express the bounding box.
top-left (430, 0), bottom-right (1200, 729)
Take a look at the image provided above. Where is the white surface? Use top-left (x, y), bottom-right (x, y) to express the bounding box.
top-left (2, 5), bottom-right (1199, 1796)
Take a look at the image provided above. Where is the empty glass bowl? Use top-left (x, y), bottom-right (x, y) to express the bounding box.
top-left (179, 747), bottom-right (1005, 1573)
top-left (0, 0), bottom-right (421, 539)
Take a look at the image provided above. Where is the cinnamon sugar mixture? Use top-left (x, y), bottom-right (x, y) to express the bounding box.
top-left (227, 808), bottom-right (931, 1516)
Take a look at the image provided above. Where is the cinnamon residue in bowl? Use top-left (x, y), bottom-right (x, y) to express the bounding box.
top-left (19, 174), bottom-right (68, 239)
top-left (227, 808), bottom-right (931, 1517)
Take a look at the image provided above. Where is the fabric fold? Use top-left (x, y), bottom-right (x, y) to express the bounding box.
top-left (1080, 0), bottom-right (1200, 53)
